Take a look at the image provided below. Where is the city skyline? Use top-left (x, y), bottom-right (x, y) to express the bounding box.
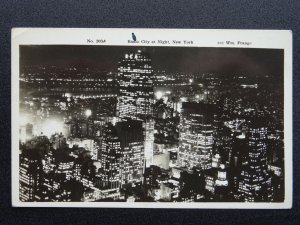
top-left (20, 45), bottom-right (283, 78)
top-left (18, 45), bottom-right (285, 203)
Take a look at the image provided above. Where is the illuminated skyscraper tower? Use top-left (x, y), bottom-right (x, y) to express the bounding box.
top-left (117, 50), bottom-right (155, 165)
top-left (19, 150), bottom-right (43, 201)
top-left (178, 102), bottom-right (215, 170)
top-left (116, 120), bottom-right (144, 186)
top-left (100, 123), bottom-right (122, 190)
top-left (238, 121), bottom-right (272, 202)
top-left (100, 120), bottom-right (144, 190)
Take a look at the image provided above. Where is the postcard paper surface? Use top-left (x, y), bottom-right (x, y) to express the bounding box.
top-left (11, 28), bottom-right (292, 208)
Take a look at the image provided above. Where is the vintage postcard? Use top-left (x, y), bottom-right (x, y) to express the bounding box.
top-left (11, 28), bottom-right (292, 208)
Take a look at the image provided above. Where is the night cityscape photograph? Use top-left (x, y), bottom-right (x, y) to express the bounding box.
top-left (18, 45), bottom-right (285, 203)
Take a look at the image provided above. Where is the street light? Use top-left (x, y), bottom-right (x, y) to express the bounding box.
top-left (85, 109), bottom-right (92, 117)
top-left (155, 91), bottom-right (163, 99)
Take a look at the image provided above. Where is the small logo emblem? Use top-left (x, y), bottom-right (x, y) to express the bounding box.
top-left (132, 33), bottom-right (137, 42)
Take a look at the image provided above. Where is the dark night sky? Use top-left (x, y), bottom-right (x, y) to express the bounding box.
top-left (20, 45), bottom-right (283, 78)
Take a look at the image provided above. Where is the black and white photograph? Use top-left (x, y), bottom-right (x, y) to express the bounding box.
top-left (11, 29), bottom-right (292, 208)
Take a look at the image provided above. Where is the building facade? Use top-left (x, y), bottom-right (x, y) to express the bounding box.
top-left (19, 151), bottom-right (43, 201)
top-left (178, 102), bottom-right (215, 170)
top-left (100, 120), bottom-right (144, 190)
top-left (117, 50), bottom-right (155, 165)
top-left (100, 123), bottom-right (122, 190)
top-left (238, 122), bottom-right (273, 202)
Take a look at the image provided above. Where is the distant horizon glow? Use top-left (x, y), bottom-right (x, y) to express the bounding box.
top-left (41, 119), bottom-right (64, 138)
top-left (20, 46), bottom-right (284, 79)
top-left (19, 115), bottom-right (28, 126)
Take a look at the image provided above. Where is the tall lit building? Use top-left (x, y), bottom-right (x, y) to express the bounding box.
top-left (178, 102), bottom-right (215, 170)
top-left (214, 164), bottom-right (230, 201)
top-left (238, 121), bottom-right (273, 202)
top-left (19, 150), bottom-right (43, 201)
top-left (116, 120), bottom-right (144, 186)
top-left (100, 120), bottom-right (144, 190)
top-left (117, 50), bottom-right (155, 165)
top-left (117, 50), bottom-right (154, 118)
top-left (99, 123), bottom-right (122, 190)
top-left (228, 135), bottom-right (247, 191)
top-left (143, 119), bottom-right (155, 165)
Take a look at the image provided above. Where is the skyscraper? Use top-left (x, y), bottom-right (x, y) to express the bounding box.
top-left (99, 123), bottom-right (122, 190)
top-left (238, 120), bottom-right (273, 202)
top-left (117, 50), bottom-right (155, 165)
top-left (178, 102), bottom-right (215, 170)
top-left (19, 150), bottom-right (43, 201)
top-left (100, 120), bottom-right (144, 190)
top-left (116, 120), bottom-right (144, 186)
